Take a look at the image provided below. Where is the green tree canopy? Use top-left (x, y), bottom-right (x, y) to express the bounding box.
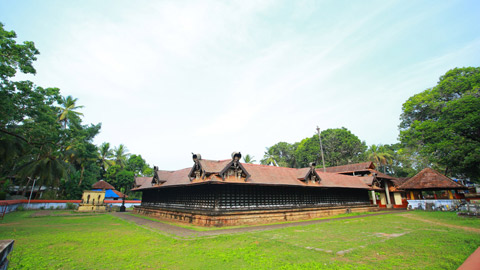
top-left (399, 67), bottom-right (480, 180)
top-left (295, 128), bottom-right (366, 168)
top-left (260, 142), bottom-right (297, 167)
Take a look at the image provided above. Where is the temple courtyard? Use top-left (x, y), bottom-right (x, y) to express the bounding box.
top-left (1, 210), bottom-right (479, 269)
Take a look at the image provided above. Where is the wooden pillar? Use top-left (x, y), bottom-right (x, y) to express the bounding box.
top-left (371, 190), bottom-right (377, 205)
top-left (448, 190), bottom-right (454, 199)
top-left (214, 188), bottom-right (219, 211)
top-left (384, 181), bottom-right (392, 208)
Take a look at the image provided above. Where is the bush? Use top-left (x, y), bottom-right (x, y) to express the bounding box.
top-left (17, 205), bottom-right (24, 211)
top-left (66, 202), bottom-right (77, 210)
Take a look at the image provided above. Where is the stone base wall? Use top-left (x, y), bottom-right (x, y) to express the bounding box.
top-left (133, 205), bottom-right (378, 227)
top-left (77, 204), bottom-right (107, 212)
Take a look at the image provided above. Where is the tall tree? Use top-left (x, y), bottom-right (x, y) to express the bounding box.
top-left (126, 154), bottom-right (151, 176)
top-left (367, 144), bottom-right (393, 174)
top-left (58, 95), bottom-right (84, 128)
top-left (399, 67), bottom-right (480, 181)
top-left (260, 142), bottom-right (297, 167)
top-left (295, 128), bottom-right (366, 168)
top-left (242, 154), bottom-right (256, 164)
top-left (98, 142), bottom-right (114, 177)
top-left (0, 23), bottom-right (102, 198)
top-left (113, 144), bottom-right (129, 168)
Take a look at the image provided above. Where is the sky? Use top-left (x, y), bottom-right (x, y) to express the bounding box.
top-left (1, 0), bottom-right (479, 170)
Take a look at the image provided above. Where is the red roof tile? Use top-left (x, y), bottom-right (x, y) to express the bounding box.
top-left (316, 170), bottom-right (372, 189)
top-left (92, 180), bottom-right (115, 190)
top-left (135, 161), bottom-right (371, 190)
top-left (398, 168), bottom-right (466, 190)
top-left (324, 162), bottom-right (375, 173)
top-left (199, 159), bottom-right (231, 173)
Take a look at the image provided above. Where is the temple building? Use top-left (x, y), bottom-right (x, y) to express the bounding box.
top-left (398, 168), bottom-right (467, 200)
top-left (325, 162), bottom-right (409, 208)
top-left (132, 153), bottom-right (376, 226)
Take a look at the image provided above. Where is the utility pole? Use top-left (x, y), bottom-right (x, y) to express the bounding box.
top-left (316, 126), bottom-right (326, 172)
top-left (28, 178), bottom-right (36, 209)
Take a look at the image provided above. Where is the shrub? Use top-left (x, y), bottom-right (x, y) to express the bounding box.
top-left (66, 202), bottom-right (77, 210)
top-left (17, 205), bottom-right (24, 211)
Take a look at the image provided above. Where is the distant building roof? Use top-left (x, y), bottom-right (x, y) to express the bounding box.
top-left (92, 180), bottom-right (127, 198)
top-left (398, 168), bottom-right (467, 190)
top-left (92, 180), bottom-right (115, 190)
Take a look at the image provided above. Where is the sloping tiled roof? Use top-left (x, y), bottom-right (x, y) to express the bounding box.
top-left (371, 170), bottom-right (397, 180)
top-left (92, 180), bottom-right (115, 190)
top-left (398, 168), bottom-right (466, 190)
top-left (316, 170), bottom-right (373, 189)
top-left (160, 168), bottom-right (195, 187)
top-left (134, 176), bottom-right (154, 190)
top-left (135, 177), bottom-right (152, 186)
top-left (324, 162), bottom-right (375, 173)
top-left (199, 159), bottom-right (231, 173)
top-left (134, 161), bottom-right (372, 190)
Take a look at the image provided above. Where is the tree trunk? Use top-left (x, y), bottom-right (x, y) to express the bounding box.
top-left (78, 165), bottom-right (85, 187)
top-left (34, 183), bottom-right (42, 199)
top-left (21, 178), bottom-right (31, 197)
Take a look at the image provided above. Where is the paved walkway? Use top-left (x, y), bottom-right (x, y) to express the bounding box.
top-left (112, 211), bottom-right (404, 238)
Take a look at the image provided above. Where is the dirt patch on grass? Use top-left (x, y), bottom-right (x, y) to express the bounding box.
top-left (400, 213), bottom-right (480, 233)
top-left (31, 210), bottom-right (52, 217)
top-left (374, 232), bottom-right (407, 239)
top-left (0, 222), bottom-right (20, 226)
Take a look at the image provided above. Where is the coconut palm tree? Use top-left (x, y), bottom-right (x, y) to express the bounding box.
top-left (98, 142), bottom-right (114, 175)
top-left (58, 95), bottom-right (84, 128)
top-left (368, 145), bottom-right (393, 174)
top-left (17, 150), bottom-right (69, 198)
top-left (260, 148), bottom-right (278, 166)
top-left (242, 154), bottom-right (256, 164)
top-left (114, 144), bottom-right (129, 168)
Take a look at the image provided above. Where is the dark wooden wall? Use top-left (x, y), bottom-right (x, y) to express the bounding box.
top-left (141, 184), bottom-right (370, 212)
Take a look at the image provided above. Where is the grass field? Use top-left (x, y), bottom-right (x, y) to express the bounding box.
top-left (1, 210), bottom-right (479, 269)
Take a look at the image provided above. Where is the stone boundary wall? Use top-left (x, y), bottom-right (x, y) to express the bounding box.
top-left (0, 200), bottom-right (141, 214)
top-left (133, 205), bottom-right (378, 227)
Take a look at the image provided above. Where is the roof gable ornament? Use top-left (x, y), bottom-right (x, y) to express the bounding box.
top-left (304, 162), bottom-right (321, 184)
top-left (220, 152), bottom-right (251, 181)
top-left (152, 166), bottom-right (161, 185)
top-left (189, 153), bottom-right (205, 181)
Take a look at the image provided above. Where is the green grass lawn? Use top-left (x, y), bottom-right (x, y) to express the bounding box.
top-left (1, 210), bottom-right (479, 269)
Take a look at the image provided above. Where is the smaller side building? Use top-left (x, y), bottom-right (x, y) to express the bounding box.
top-left (399, 168), bottom-right (467, 200)
top-left (398, 168), bottom-right (467, 210)
top-left (92, 180), bottom-right (126, 200)
top-left (78, 190), bottom-right (106, 212)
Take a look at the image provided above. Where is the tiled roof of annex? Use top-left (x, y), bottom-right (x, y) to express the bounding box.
top-left (133, 158), bottom-right (371, 191)
top-left (398, 168), bottom-right (466, 190)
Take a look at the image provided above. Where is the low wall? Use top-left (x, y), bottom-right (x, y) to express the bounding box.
top-left (0, 200), bottom-right (142, 214)
top-left (133, 205), bottom-right (378, 227)
top-left (407, 199), bottom-right (462, 211)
